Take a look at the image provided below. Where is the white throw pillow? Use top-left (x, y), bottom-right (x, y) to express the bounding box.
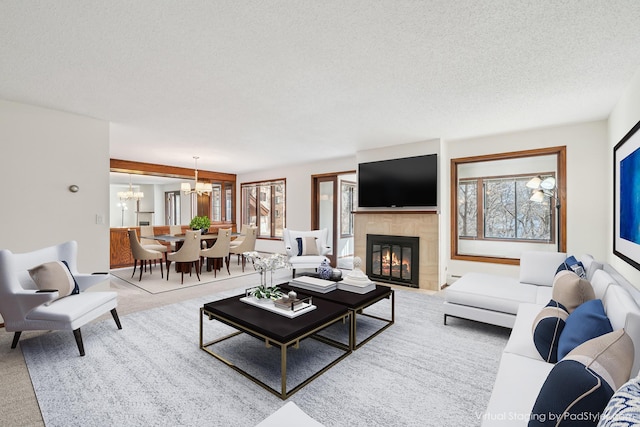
top-left (28, 261), bottom-right (75, 305)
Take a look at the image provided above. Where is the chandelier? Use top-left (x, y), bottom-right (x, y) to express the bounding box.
top-left (181, 156), bottom-right (213, 195)
top-left (117, 174), bottom-right (144, 201)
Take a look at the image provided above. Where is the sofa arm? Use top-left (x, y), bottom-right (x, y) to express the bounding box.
top-left (15, 290), bottom-right (59, 315)
top-left (75, 273), bottom-right (109, 292)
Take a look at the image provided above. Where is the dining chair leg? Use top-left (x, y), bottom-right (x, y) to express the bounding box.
top-left (225, 255), bottom-right (230, 275)
top-left (160, 259), bottom-right (164, 278)
top-left (195, 260), bottom-right (201, 281)
top-left (139, 260), bottom-right (144, 281)
top-left (166, 260), bottom-right (172, 281)
top-left (131, 259), bottom-right (138, 278)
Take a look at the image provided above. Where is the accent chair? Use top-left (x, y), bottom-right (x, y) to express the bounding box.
top-left (0, 241), bottom-right (121, 356)
top-left (283, 228), bottom-right (331, 277)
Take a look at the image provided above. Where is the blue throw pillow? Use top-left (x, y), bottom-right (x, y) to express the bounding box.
top-left (529, 359), bottom-right (614, 426)
top-left (532, 300), bottom-right (569, 363)
top-left (557, 299), bottom-right (612, 360)
top-left (556, 255), bottom-right (586, 278)
top-left (529, 330), bottom-right (633, 427)
top-left (61, 260), bottom-right (80, 294)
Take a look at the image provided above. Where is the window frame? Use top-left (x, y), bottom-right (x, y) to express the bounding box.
top-left (240, 178), bottom-right (286, 240)
top-left (451, 146), bottom-right (566, 265)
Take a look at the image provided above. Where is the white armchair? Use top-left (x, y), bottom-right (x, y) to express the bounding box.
top-left (283, 228), bottom-right (331, 278)
top-left (0, 241), bottom-right (120, 357)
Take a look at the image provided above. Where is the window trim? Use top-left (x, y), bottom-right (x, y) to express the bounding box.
top-left (451, 146), bottom-right (566, 265)
top-left (240, 178), bottom-right (286, 240)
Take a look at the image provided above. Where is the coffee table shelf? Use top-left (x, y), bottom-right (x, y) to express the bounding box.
top-left (200, 294), bottom-right (351, 399)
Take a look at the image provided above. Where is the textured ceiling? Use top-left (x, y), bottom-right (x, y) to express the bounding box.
top-left (2, 1), bottom-right (640, 173)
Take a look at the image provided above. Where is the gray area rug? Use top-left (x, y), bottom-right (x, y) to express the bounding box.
top-left (21, 289), bottom-right (509, 427)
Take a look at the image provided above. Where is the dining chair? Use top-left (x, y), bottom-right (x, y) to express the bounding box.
top-left (166, 230), bottom-right (201, 284)
top-left (139, 225), bottom-right (168, 260)
top-left (199, 228), bottom-right (232, 276)
top-left (128, 229), bottom-right (164, 281)
top-left (168, 225), bottom-right (183, 250)
top-left (229, 224), bottom-right (250, 249)
top-left (229, 226), bottom-right (257, 272)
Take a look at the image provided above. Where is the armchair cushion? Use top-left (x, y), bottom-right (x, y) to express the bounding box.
top-left (28, 261), bottom-right (75, 305)
top-left (296, 237), bottom-right (319, 256)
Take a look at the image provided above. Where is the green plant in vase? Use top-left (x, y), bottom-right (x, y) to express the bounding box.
top-left (189, 216), bottom-right (211, 234)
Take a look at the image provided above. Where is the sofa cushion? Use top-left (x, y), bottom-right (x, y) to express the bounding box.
top-left (555, 255), bottom-right (586, 278)
top-left (257, 401), bottom-right (324, 427)
top-left (590, 269), bottom-right (615, 300)
top-left (296, 237), bottom-right (319, 256)
top-left (551, 270), bottom-right (595, 313)
top-left (519, 251), bottom-right (567, 287)
top-left (557, 299), bottom-right (613, 361)
top-left (529, 329), bottom-right (634, 427)
top-left (483, 352), bottom-right (554, 426)
top-left (532, 300), bottom-right (569, 363)
top-left (444, 272), bottom-right (538, 316)
top-left (599, 375), bottom-right (640, 426)
top-left (504, 303), bottom-right (547, 360)
top-left (578, 254), bottom-right (603, 281)
top-left (28, 261), bottom-right (75, 305)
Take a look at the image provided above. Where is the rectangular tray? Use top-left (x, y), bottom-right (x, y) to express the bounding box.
top-left (240, 296), bottom-right (317, 318)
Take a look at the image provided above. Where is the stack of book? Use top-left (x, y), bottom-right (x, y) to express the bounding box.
top-left (274, 296), bottom-right (309, 311)
top-left (337, 276), bottom-right (376, 294)
top-left (290, 276), bottom-right (337, 293)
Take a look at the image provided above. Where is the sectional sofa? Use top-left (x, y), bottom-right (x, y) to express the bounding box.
top-left (444, 252), bottom-right (640, 426)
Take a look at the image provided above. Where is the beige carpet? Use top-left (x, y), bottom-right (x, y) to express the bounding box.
top-left (110, 259), bottom-right (259, 294)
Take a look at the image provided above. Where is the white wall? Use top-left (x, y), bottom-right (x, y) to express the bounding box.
top-left (608, 68), bottom-right (640, 288)
top-left (0, 99), bottom-right (110, 273)
top-left (445, 120), bottom-right (609, 282)
top-left (237, 156), bottom-right (357, 254)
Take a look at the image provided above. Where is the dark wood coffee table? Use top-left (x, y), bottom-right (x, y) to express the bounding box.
top-left (199, 295), bottom-right (351, 399)
top-left (281, 283), bottom-right (395, 350)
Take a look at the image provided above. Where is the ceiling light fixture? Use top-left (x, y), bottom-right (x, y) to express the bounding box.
top-left (182, 156), bottom-right (213, 195)
top-left (117, 174), bottom-right (144, 201)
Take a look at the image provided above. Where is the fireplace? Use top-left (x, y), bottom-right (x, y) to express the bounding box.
top-left (366, 234), bottom-right (419, 288)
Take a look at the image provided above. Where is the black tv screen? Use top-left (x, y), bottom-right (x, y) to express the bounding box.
top-left (358, 154), bottom-right (438, 208)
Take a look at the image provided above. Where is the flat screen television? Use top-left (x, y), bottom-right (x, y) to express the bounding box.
top-left (358, 154), bottom-right (438, 208)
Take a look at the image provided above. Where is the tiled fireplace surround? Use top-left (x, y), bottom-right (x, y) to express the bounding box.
top-left (354, 211), bottom-right (439, 291)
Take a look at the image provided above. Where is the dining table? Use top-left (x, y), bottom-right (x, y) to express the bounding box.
top-left (153, 232), bottom-right (240, 272)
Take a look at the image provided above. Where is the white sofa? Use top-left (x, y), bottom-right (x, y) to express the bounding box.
top-left (444, 252), bottom-right (640, 425)
top-left (444, 251), bottom-right (577, 328)
top-left (481, 267), bottom-right (640, 426)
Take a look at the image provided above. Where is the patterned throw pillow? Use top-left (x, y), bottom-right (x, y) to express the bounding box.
top-left (556, 255), bottom-right (587, 278)
top-left (295, 237), bottom-right (319, 256)
top-left (599, 376), bottom-right (640, 426)
top-left (532, 300), bottom-right (570, 363)
top-left (529, 330), bottom-right (634, 427)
